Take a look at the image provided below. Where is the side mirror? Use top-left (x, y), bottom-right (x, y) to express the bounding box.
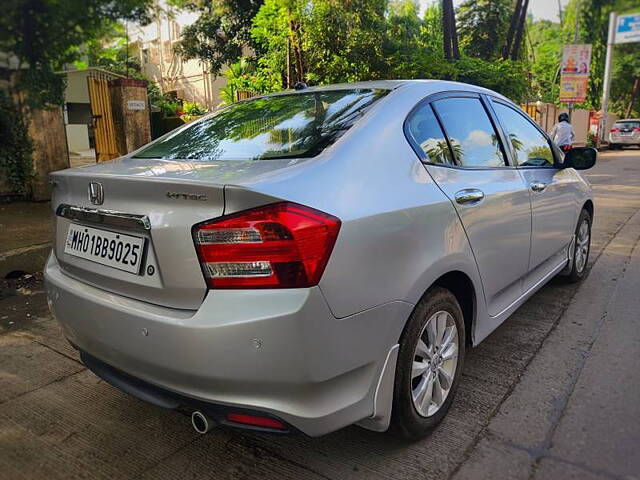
top-left (561, 147), bottom-right (597, 170)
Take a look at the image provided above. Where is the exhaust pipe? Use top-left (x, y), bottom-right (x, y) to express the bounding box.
top-left (191, 410), bottom-right (215, 434)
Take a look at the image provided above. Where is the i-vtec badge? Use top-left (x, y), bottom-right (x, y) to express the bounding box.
top-left (166, 192), bottom-right (208, 201)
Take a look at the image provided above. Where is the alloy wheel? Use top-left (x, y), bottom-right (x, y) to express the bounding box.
top-left (411, 310), bottom-right (459, 417)
top-left (575, 218), bottom-right (590, 273)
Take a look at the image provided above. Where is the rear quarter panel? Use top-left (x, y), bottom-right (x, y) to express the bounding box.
top-left (223, 83), bottom-right (488, 340)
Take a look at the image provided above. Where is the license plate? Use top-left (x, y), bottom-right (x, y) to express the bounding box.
top-left (64, 224), bottom-right (145, 274)
top-left (621, 131), bottom-right (632, 136)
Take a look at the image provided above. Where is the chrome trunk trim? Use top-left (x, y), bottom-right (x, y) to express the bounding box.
top-left (56, 204), bottom-right (151, 232)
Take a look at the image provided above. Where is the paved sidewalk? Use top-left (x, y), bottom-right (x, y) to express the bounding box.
top-left (453, 184), bottom-right (640, 479)
top-left (0, 202), bottom-right (53, 278)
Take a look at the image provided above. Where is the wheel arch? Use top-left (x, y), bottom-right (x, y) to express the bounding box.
top-left (583, 199), bottom-right (594, 219)
top-left (432, 271), bottom-right (476, 347)
top-left (405, 269), bottom-right (478, 347)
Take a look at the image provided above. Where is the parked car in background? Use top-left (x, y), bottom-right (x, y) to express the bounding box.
top-left (609, 119), bottom-right (640, 149)
top-left (45, 80), bottom-right (596, 439)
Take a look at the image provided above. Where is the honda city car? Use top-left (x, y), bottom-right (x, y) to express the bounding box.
top-left (45, 80), bottom-right (596, 439)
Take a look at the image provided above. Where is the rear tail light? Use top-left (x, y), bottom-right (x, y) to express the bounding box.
top-left (610, 128), bottom-right (619, 133)
top-left (193, 202), bottom-right (341, 289)
top-left (634, 128), bottom-right (640, 132)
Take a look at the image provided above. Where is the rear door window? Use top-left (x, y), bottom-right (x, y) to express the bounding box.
top-left (134, 89), bottom-right (388, 161)
top-left (406, 103), bottom-right (453, 164)
top-left (432, 97), bottom-right (507, 168)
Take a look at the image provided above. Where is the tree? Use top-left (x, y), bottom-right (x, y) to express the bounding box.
top-left (172, 0), bottom-right (264, 77)
top-left (0, 0), bottom-right (154, 108)
top-left (73, 23), bottom-right (144, 79)
top-left (611, 43), bottom-right (640, 118)
top-left (384, 0), bottom-right (425, 70)
top-left (442, 0), bottom-right (460, 60)
top-left (457, 0), bottom-right (511, 60)
top-left (528, 19), bottom-right (564, 103)
top-left (503, 0), bottom-right (526, 60)
top-left (251, 0), bottom-right (388, 87)
top-left (510, 0), bottom-right (530, 60)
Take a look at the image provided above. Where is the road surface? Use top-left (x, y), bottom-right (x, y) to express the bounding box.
top-left (1, 149), bottom-right (639, 480)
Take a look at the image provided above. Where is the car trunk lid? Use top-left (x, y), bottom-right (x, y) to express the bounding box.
top-left (50, 159), bottom-right (233, 310)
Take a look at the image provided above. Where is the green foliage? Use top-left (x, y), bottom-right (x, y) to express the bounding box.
top-left (528, 19), bottom-right (565, 103)
top-left (1, 0), bottom-right (154, 109)
top-left (384, 0), bottom-right (426, 68)
top-left (250, 0), bottom-right (289, 87)
top-left (0, 91), bottom-right (33, 194)
top-left (180, 101), bottom-right (208, 122)
top-left (219, 57), bottom-right (281, 104)
top-left (173, 0), bottom-right (264, 77)
top-left (611, 43), bottom-right (640, 117)
top-left (456, 0), bottom-right (512, 60)
top-left (157, 98), bottom-right (182, 117)
top-left (454, 58), bottom-right (529, 101)
top-left (72, 23), bottom-right (145, 79)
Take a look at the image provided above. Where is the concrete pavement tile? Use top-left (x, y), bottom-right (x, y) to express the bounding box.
top-left (0, 334), bottom-right (84, 403)
top-left (452, 436), bottom-right (532, 480)
top-left (534, 457), bottom-right (614, 480)
top-left (0, 369), bottom-right (199, 479)
top-left (139, 430), bottom-right (330, 480)
top-left (234, 415), bottom-right (476, 480)
top-left (0, 416), bottom-right (98, 480)
top-left (547, 238), bottom-right (640, 478)
top-left (485, 210), bottom-right (640, 450)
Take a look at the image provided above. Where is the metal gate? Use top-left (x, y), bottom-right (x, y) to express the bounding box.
top-left (87, 72), bottom-right (119, 162)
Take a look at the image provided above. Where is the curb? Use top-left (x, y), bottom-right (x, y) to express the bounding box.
top-left (0, 243), bottom-right (51, 278)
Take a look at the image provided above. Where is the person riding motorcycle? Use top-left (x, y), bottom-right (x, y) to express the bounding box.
top-left (550, 112), bottom-right (575, 152)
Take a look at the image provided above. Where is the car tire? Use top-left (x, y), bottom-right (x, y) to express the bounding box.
top-left (390, 286), bottom-right (465, 440)
top-left (563, 209), bottom-right (592, 283)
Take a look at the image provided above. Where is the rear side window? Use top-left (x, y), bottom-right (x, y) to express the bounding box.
top-left (406, 104), bottom-right (453, 164)
top-left (432, 97), bottom-right (506, 168)
top-left (134, 89), bottom-right (388, 161)
top-left (492, 102), bottom-right (554, 167)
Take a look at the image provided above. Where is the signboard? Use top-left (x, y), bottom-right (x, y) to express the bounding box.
top-left (559, 44), bottom-right (592, 103)
top-left (127, 100), bottom-right (146, 111)
top-left (615, 13), bottom-right (640, 44)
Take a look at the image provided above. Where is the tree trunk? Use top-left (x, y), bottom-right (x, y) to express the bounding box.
top-left (625, 77), bottom-right (640, 118)
top-left (442, 0), bottom-right (452, 60)
top-left (442, 0), bottom-right (459, 60)
top-left (510, 0), bottom-right (530, 60)
top-left (289, 18), bottom-right (305, 84)
top-left (449, 0), bottom-right (460, 60)
top-left (503, 0), bottom-right (523, 60)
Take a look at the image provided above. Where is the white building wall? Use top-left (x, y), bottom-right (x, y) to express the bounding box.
top-left (131, 5), bottom-right (226, 109)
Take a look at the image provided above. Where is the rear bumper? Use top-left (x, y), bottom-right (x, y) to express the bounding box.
top-left (44, 253), bottom-right (411, 436)
top-left (609, 135), bottom-right (639, 145)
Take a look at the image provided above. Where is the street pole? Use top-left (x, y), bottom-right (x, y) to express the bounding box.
top-left (599, 11), bottom-right (617, 145)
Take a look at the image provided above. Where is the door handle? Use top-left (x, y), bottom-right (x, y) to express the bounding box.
top-left (530, 181), bottom-right (547, 192)
top-left (454, 189), bottom-right (485, 205)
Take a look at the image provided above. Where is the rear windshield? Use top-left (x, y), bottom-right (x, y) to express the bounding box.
top-left (134, 89), bottom-right (388, 161)
top-left (613, 121), bottom-right (640, 129)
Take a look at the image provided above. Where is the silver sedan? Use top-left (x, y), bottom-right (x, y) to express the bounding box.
top-left (45, 80), bottom-right (596, 439)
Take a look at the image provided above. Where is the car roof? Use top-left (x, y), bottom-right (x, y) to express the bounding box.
top-left (615, 118), bottom-right (640, 122)
top-left (267, 79), bottom-right (512, 103)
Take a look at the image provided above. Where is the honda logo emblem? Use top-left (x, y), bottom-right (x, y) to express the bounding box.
top-left (88, 182), bottom-right (104, 205)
